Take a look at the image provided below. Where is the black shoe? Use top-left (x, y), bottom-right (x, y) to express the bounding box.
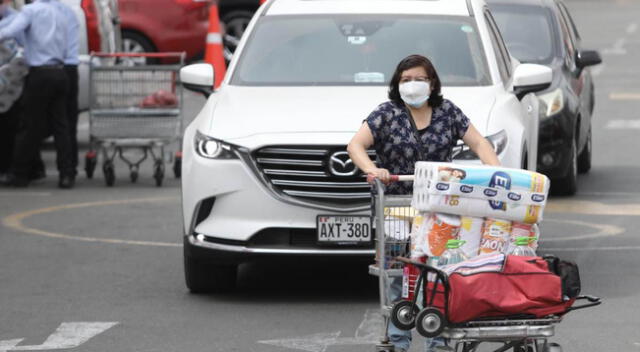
top-left (58, 175), bottom-right (75, 189)
top-left (1, 174), bottom-right (29, 187)
top-left (29, 169), bottom-right (46, 181)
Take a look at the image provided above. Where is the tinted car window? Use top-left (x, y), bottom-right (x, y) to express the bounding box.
top-left (491, 5), bottom-right (557, 64)
top-left (232, 15), bottom-right (491, 86)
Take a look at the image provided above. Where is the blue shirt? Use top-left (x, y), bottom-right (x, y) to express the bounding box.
top-left (0, 0), bottom-right (68, 67)
top-left (366, 99), bottom-right (470, 194)
top-left (52, 1), bottom-right (79, 65)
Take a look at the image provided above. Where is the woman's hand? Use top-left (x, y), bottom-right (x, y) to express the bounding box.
top-left (366, 167), bottom-right (391, 184)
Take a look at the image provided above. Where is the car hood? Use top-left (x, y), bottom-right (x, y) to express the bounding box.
top-left (203, 86), bottom-right (497, 148)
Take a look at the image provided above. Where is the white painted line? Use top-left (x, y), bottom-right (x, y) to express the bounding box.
top-left (609, 92), bottom-right (640, 101)
top-left (258, 310), bottom-right (381, 351)
top-left (627, 23), bottom-right (638, 34)
top-left (605, 119), bottom-right (640, 129)
top-left (602, 38), bottom-right (627, 55)
top-left (0, 340), bottom-right (24, 352)
top-left (0, 322), bottom-right (117, 351)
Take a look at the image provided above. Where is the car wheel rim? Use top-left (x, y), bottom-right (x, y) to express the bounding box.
top-left (122, 38), bottom-right (147, 65)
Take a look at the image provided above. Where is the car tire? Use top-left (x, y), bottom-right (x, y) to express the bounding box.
top-left (184, 252), bottom-right (237, 293)
top-left (121, 31), bottom-right (156, 65)
top-left (221, 10), bottom-right (253, 58)
top-left (554, 138), bottom-right (577, 196)
top-left (577, 127), bottom-right (592, 174)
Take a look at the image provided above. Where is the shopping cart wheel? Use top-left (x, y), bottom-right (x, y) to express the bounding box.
top-left (85, 151), bottom-right (97, 179)
top-left (103, 161), bottom-right (115, 187)
top-left (390, 301), bottom-right (420, 330)
top-left (415, 307), bottom-right (445, 338)
top-left (541, 343), bottom-right (562, 352)
top-left (173, 152), bottom-right (182, 179)
top-left (130, 170), bottom-right (138, 183)
top-left (153, 161), bottom-right (165, 187)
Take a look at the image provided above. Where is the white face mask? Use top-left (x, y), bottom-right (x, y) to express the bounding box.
top-left (399, 81), bottom-right (431, 108)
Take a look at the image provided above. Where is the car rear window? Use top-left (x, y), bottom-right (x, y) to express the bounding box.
top-left (231, 15), bottom-right (491, 87)
top-left (490, 5), bottom-right (557, 64)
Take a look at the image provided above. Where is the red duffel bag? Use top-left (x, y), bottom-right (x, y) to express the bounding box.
top-left (425, 253), bottom-right (577, 323)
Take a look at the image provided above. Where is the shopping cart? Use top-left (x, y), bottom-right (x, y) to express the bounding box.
top-left (369, 176), bottom-right (601, 352)
top-left (85, 52), bottom-right (186, 186)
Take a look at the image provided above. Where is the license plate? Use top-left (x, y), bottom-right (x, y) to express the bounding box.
top-left (317, 215), bottom-right (371, 244)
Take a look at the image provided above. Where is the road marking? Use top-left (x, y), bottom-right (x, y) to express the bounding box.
top-left (539, 218), bottom-right (624, 242)
top-left (546, 199), bottom-right (640, 216)
top-left (1, 197), bottom-right (181, 247)
top-left (258, 309), bottom-right (381, 352)
top-left (605, 119), bottom-right (640, 129)
top-left (627, 23), bottom-right (638, 34)
top-left (609, 92), bottom-right (640, 101)
top-left (0, 322), bottom-right (117, 351)
top-left (602, 38), bottom-right (627, 55)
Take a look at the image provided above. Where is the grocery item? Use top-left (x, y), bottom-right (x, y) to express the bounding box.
top-left (509, 222), bottom-right (540, 253)
top-left (420, 213), bottom-right (461, 257)
top-left (437, 239), bottom-right (469, 268)
top-left (412, 162), bottom-right (550, 224)
top-left (479, 218), bottom-right (511, 255)
top-left (507, 236), bottom-right (537, 256)
top-left (409, 213), bottom-right (427, 258)
top-left (458, 216), bottom-right (483, 258)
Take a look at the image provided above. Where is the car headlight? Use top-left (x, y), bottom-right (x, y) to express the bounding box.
top-left (538, 88), bottom-right (564, 117)
top-left (194, 131), bottom-right (237, 159)
top-left (452, 130), bottom-right (508, 160)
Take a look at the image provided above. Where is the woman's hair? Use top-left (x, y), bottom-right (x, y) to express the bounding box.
top-left (388, 54), bottom-right (443, 108)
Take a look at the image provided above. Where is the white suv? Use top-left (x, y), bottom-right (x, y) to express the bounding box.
top-left (179, 0), bottom-right (552, 291)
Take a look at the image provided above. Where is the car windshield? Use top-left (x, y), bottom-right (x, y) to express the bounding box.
top-left (490, 5), bottom-right (557, 64)
top-left (231, 15), bottom-right (490, 86)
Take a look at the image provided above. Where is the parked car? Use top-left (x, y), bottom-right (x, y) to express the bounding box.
top-left (488, 0), bottom-right (602, 195)
top-left (178, 0), bottom-right (552, 292)
top-left (118, 0), bottom-right (260, 62)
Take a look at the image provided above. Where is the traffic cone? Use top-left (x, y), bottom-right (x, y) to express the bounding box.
top-left (204, 2), bottom-right (226, 88)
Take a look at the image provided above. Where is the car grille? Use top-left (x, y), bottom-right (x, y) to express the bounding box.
top-left (250, 146), bottom-right (376, 210)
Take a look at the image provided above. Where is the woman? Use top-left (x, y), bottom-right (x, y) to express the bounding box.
top-left (347, 55), bottom-right (500, 352)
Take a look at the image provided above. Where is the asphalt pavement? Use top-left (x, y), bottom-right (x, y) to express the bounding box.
top-left (1, 0), bottom-right (640, 351)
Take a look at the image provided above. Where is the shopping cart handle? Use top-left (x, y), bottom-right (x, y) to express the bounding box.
top-left (366, 174), bottom-right (415, 183)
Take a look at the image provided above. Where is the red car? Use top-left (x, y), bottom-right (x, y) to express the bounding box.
top-left (118, 0), bottom-right (259, 62)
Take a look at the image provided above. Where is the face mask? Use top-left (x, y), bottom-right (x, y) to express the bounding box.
top-left (399, 80), bottom-right (431, 108)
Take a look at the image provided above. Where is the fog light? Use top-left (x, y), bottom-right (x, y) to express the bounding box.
top-left (541, 153), bottom-right (555, 167)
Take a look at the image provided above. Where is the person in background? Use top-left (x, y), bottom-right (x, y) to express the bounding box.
top-left (0, 0), bottom-right (28, 183)
top-left (348, 54), bottom-right (500, 352)
top-left (0, 0), bottom-right (73, 189)
top-left (53, 0), bottom-right (80, 178)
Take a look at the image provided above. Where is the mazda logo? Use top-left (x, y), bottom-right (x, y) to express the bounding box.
top-left (328, 151), bottom-right (358, 176)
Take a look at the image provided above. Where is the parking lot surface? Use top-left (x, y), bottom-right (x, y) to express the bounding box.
top-left (2, 0), bottom-right (640, 351)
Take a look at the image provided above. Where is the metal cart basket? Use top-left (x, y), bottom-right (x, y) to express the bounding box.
top-left (368, 176), bottom-right (601, 352)
top-left (85, 52), bottom-right (186, 186)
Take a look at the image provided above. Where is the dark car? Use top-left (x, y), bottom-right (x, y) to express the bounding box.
top-left (488, 0), bottom-right (601, 195)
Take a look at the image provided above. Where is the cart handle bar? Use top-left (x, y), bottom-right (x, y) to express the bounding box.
top-left (366, 174), bottom-right (414, 184)
top-left (90, 52), bottom-right (186, 58)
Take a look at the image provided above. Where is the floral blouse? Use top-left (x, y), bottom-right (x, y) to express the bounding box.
top-left (366, 99), bottom-right (470, 194)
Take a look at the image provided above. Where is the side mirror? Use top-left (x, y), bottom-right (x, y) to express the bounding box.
top-left (180, 63), bottom-right (215, 98)
top-left (513, 63), bottom-right (553, 100)
top-left (576, 50), bottom-right (602, 69)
